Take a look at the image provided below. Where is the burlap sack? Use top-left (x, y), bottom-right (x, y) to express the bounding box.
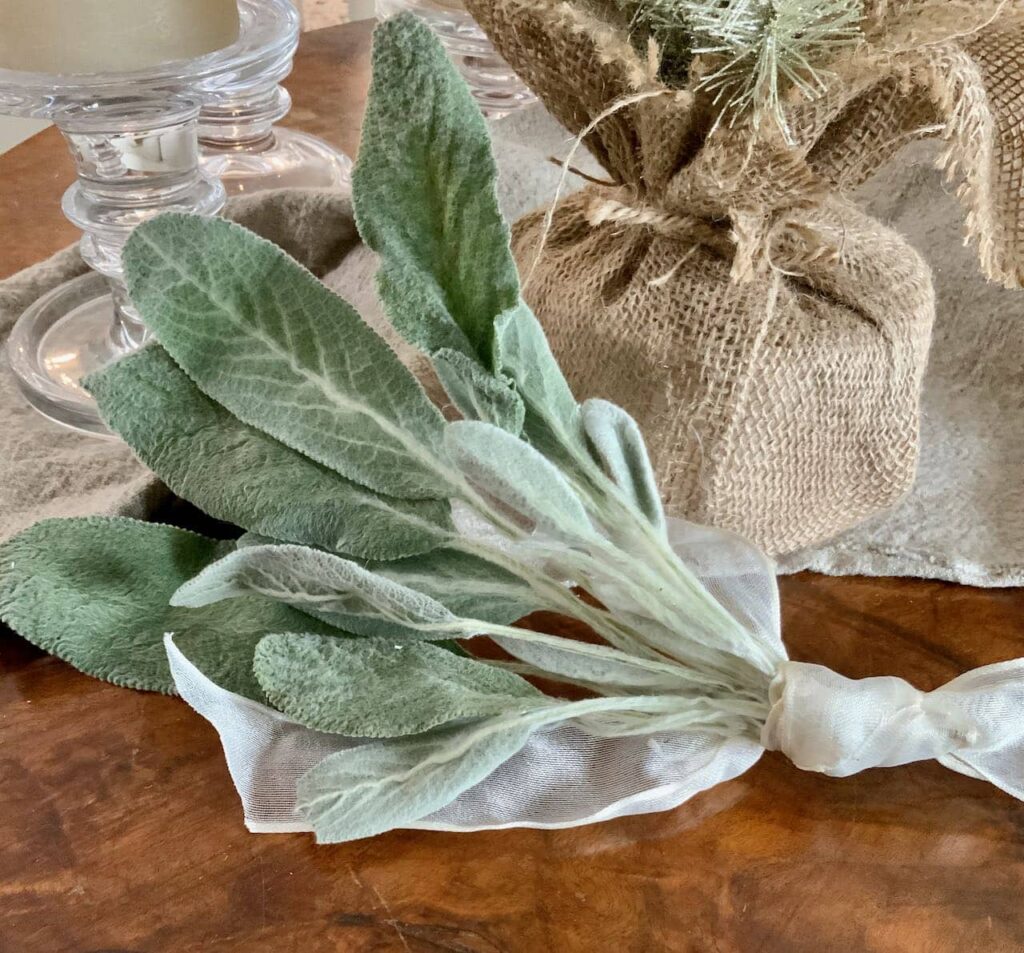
top-left (464, 0), bottom-right (1024, 554)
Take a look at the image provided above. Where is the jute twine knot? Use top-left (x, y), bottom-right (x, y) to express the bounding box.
top-left (583, 186), bottom-right (842, 285)
top-left (523, 86), bottom-right (842, 290)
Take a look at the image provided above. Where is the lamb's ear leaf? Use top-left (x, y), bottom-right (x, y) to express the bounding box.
top-left (581, 398), bottom-right (666, 534)
top-left (122, 213), bottom-right (452, 501)
top-left (171, 544), bottom-right (457, 635)
top-left (254, 633), bottom-right (545, 738)
top-left (87, 346), bottom-right (453, 560)
top-left (493, 303), bottom-right (582, 454)
top-left (224, 540), bottom-right (535, 640)
top-left (297, 718), bottom-right (535, 843)
top-left (0, 518), bottom-right (346, 701)
top-left (317, 547), bottom-right (537, 639)
top-left (490, 634), bottom-right (695, 694)
top-left (432, 348), bottom-right (525, 434)
top-left (444, 421), bottom-right (593, 540)
top-left (354, 13), bottom-right (519, 367)
top-left (372, 547), bottom-right (534, 625)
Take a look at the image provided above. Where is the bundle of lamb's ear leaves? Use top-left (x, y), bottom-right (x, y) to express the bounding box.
top-left (0, 14), bottom-right (775, 844)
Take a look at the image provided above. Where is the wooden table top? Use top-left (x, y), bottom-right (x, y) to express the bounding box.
top-left (3, 20), bottom-right (1024, 953)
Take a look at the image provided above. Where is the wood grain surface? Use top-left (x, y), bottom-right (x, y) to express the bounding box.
top-left (2, 20), bottom-right (1023, 953)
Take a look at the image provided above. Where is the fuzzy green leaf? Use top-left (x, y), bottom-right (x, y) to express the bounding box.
top-left (354, 13), bottom-right (519, 366)
top-left (88, 346), bottom-right (453, 560)
top-left (582, 398), bottom-right (666, 533)
top-left (254, 633), bottom-right (545, 738)
top-left (171, 630), bottom-right (270, 703)
top-left (228, 537), bottom-right (535, 639)
top-left (373, 548), bottom-right (534, 623)
top-left (491, 634), bottom-right (694, 694)
top-left (327, 547), bottom-right (537, 638)
top-left (172, 543), bottom-right (455, 634)
top-left (296, 693), bottom-right (685, 842)
top-left (122, 213), bottom-right (452, 500)
top-left (432, 348), bottom-right (525, 434)
top-left (297, 719), bottom-right (534, 843)
top-left (444, 421), bottom-right (593, 539)
top-left (493, 303), bottom-right (582, 450)
top-left (0, 518), bottom-right (344, 700)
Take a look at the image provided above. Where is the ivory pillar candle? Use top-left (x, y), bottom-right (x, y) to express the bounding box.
top-left (0, 0), bottom-right (240, 74)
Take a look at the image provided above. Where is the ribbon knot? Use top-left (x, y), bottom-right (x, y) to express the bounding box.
top-left (762, 660), bottom-right (1024, 795)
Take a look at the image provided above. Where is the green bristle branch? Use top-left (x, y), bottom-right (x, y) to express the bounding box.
top-left (608, 0), bottom-right (865, 140)
top-left (610, 0), bottom-right (694, 85)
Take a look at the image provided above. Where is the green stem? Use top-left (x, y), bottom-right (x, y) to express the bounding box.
top-left (449, 536), bottom-right (663, 661)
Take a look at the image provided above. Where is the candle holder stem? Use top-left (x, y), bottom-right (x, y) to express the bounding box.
top-left (200, 83), bottom-right (290, 152)
top-left (5, 99), bottom-right (226, 434)
top-left (1, 0), bottom-right (344, 434)
top-left (197, 3), bottom-right (352, 196)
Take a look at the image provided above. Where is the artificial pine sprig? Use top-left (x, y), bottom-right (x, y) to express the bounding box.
top-left (610, 0), bottom-right (864, 140)
top-left (686, 0), bottom-right (863, 139)
top-left (610, 0), bottom-right (694, 85)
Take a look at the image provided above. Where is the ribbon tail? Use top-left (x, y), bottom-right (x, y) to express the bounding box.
top-left (934, 658), bottom-right (1024, 801)
top-left (763, 657), bottom-right (1024, 798)
top-left (938, 750), bottom-right (1024, 800)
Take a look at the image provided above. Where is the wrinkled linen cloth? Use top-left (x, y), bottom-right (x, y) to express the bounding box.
top-left (778, 143), bottom-right (1024, 587)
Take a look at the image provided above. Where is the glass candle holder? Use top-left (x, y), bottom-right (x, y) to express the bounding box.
top-left (376, 0), bottom-right (537, 118)
top-left (0, 2), bottom-right (311, 435)
top-left (199, 0), bottom-right (353, 196)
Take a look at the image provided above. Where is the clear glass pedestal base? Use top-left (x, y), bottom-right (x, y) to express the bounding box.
top-left (6, 273), bottom-right (125, 436)
top-left (201, 127), bottom-right (353, 196)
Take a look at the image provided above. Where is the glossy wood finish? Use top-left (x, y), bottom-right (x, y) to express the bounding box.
top-left (2, 21), bottom-right (1024, 953)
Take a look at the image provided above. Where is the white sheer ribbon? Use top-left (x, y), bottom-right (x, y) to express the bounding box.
top-left (164, 518), bottom-right (1024, 836)
top-left (762, 659), bottom-right (1024, 797)
top-left (168, 633), bottom-right (763, 833)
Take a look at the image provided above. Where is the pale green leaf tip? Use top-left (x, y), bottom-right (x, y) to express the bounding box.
top-left (372, 9), bottom-right (443, 60)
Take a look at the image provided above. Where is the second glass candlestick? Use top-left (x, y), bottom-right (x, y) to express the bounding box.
top-left (198, 0), bottom-right (353, 195)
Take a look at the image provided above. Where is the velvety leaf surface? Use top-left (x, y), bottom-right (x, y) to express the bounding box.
top-left (88, 346), bottom-right (453, 560)
top-left (491, 634), bottom-right (696, 694)
top-left (432, 348), bottom-right (525, 434)
top-left (254, 633), bottom-right (545, 737)
top-left (122, 214), bottom-right (453, 500)
top-left (444, 421), bottom-right (593, 539)
top-left (354, 13), bottom-right (519, 365)
top-left (493, 303), bottom-right (581, 445)
top-left (227, 537), bottom-right (536, 639)
top-left (172, 543), bottom-right (456, 633)
top-left (0, 518), bottom-right (344, 700)
top-left (373, 547), bottom-right (534, 623)
top-left (582, 398), bottom-right (666, 533)
top-left (296, 719), bottom-right (534, 843)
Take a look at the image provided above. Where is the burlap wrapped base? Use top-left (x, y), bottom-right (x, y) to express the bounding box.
top-left (514, 192), bottom-right (934, 554)
top-left (466, 0), bottom-right (1024, 555)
